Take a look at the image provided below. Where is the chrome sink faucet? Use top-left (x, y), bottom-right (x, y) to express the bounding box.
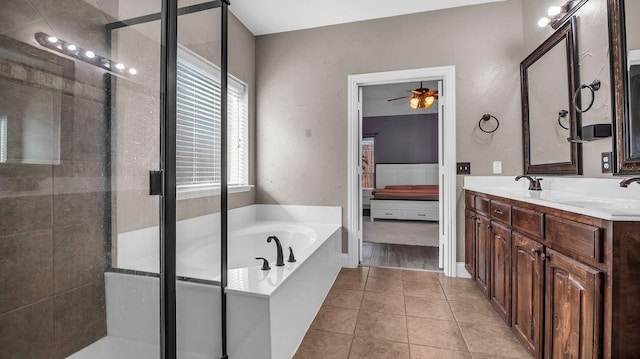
top-left (267, 235), bottom-right (284, 266)
top-left (515, 175), bottom-right (543, 191)
top-left (620, 177), bottom-right (640, 187)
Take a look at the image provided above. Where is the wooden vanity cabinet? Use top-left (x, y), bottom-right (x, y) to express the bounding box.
top-left (464, 209), bottom-right (476, 279)
top-left (475, 214), bottom-right (492, 299)
top-left (512, 232), bottom-right (544, 358)
top-left (490, 221), bottom-right (512, 324)
top-left (464, 189), bottom-right (640, 359)
top-left (544, 248), bottom-right (602, 359)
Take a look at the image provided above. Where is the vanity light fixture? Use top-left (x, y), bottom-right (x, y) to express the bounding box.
top-left (34, 32), bottom-right (138, 77)
top-left (537, 0), bottom-right (585, 29)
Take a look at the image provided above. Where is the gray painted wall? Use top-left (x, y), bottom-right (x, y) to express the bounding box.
top-left (363, 115), bottom-right (439, 166)
top-left (255, 0), bottom-right (525, 256)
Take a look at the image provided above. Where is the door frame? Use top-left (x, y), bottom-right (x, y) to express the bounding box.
top-left (346, 66), bottom-right (458, 276)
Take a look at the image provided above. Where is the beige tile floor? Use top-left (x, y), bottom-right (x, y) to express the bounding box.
top-left (294, 266), bottom-right (532, 359)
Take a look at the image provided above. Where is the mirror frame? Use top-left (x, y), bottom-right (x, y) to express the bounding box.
top-left (521, 17), bottom-right (582, 175)
top-left (608, 0), bottom-right (640, 174)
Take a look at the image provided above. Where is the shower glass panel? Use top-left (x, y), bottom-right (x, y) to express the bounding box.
top-left (0, 0), bottom-right (163, 357)
top-left (175, 2), bottom-right (223, 357)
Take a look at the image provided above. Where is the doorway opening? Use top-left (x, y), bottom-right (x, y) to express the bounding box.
top-left (360, 81), bottom-right (441, 270)
top-left (347, 67), bottom-right (458, 277)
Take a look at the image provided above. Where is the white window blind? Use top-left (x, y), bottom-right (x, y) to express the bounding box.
top-left (176, 47), bottom-right (248, 190)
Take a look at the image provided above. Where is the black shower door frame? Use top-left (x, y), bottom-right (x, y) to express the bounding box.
top-left (105, 1), bottom-right (231, 358)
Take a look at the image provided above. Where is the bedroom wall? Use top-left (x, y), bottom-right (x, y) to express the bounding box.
top-left (363, 114), bottom-right (438, 166)
top-left (255, 0), bottom-right (525, 256)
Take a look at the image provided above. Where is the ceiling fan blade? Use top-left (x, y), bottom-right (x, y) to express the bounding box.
top-left (387, 96), bottom-right (410, 102)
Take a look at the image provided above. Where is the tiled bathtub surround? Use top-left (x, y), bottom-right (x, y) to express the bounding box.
top-left (295, 266), bottom-right (531, 358)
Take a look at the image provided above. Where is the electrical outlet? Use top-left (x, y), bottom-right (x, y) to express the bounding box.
top-left (601, 152), bottom-right (612, 173)
top-left (493, 161), bottom-right (503, 174)
top-left (457, 162), bottom-right (471, 175)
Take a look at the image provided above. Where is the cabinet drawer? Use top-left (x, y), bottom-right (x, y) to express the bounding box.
top-left (545, 215), bottom-right (602, 262)
top-left (371, 209), bottom-right (399, 219)
top-left (405, 209), bottom-right (438, 221)
top-left (512, 206), bottom-right (544, 238)
top-left (465, 192), bottom-right (475, 210)
top-left (490, 200), bottom-right (511, 225)
top-left (475, 196), bottom-right (490, 216)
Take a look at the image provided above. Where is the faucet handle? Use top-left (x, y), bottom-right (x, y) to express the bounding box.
top-left (288, 246), bottom-right (297, 263)
top-left (532, 177), bottom-right (543, 191)
top-left (255, 257), bottom-right (271, 271)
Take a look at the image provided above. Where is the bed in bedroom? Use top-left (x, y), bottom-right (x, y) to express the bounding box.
top-left (369, 164), bottom-right (439, 222)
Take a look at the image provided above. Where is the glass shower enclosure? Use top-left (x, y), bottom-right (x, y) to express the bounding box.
top-left (0, 1), bottom-right (231, 358)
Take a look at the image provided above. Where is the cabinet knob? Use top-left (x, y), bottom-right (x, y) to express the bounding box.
top-left (493, 209), bottom-right (503, 215)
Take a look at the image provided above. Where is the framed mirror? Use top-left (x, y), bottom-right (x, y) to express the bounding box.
top-left (521, 17), bottom-right (581, 175)
top-left (609, 0), bottom-right (640, 173)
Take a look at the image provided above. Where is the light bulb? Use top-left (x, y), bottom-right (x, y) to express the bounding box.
top-left (66, 44), bottom-right (77, 51)
top-left (538, 17), bottom-right (551, 27)
top-left (424, 96), bottom-right (435, 107)
top-left (409, 97), bottom-right (420, 109)
top-left (115, 63), bottom-right (125, 70)
top-left (85, 50), bottom-right (95, 59)
top-left (548, 6), bottom-right (562, 17)
top-left (128, 68), bottom-right (137, 75)
top-left (47, 36), bottom-right (58, 43)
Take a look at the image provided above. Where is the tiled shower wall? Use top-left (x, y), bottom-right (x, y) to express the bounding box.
top-left (0, 1), bottom-right (114, 357)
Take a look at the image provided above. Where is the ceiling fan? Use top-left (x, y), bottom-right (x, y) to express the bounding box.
top-left (387, 81), bottom-right (438, 109)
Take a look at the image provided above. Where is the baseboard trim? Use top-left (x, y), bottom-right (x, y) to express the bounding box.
top-left (340, 254), bottom-right (352, 267)
top-left (456, 262), bottom-right (471, 278)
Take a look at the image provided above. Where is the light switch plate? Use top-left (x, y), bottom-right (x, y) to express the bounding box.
top-left (457, 162), bottom-right (471, 175)
top-left (493, 161), bottom-right (503, 174)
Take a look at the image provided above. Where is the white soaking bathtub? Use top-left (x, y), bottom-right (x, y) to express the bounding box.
top-left (176, 223), bottom-right (320, 282)
top-left (71, 205), bottom-right (342, 359)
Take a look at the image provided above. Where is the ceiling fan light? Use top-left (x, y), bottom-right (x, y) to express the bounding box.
top-left (424, 96), bottom-right (435, 107)
top-left (409, 96), bottom-right (420, 109)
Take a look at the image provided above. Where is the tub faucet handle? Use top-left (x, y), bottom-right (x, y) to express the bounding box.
top-left (255, 257), bottom-right (271, 271)
top-left (288, 246), bottom-right (297, 263)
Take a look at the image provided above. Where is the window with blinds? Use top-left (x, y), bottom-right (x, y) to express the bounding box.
top-left (176, 47), bottom-right (248, 191)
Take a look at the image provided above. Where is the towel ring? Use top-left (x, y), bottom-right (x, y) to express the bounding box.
top-left (478, 114), bottom-right (499, 133)
top-left (573, 80), bottom-right (600, 113)
top-left (557, 109), bottom-right (569, 130)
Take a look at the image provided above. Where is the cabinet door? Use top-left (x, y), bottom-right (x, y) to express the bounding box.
top-left (545, 249), bottom-right (602, 359)
top-left (491, 222), bottom-right (512, 324)
top-left (464, 209), bottom-right (476, 279)
top-left (511, 232), bottom-right (544, 358)
top-left (475, 215), bottom-right (491, 298)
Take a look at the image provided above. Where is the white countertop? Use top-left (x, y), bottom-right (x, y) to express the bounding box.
top-left (464, 176), bottom-right (640, 221)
